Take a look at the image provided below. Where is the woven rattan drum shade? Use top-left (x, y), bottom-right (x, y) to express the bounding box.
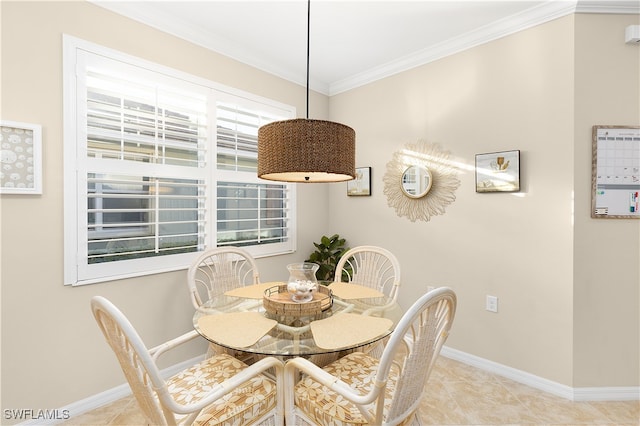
top-left (257, 118), bottom-right (355, 182)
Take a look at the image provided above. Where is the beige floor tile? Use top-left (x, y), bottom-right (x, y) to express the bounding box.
top-left (588, 400), bottom-right (640, 425)
top-left (62, 396), bottom-right (130, 425)
top-left (448, 380), bottom-right (542, 425)
top-left (106, 397), bottom-right (147, 426)
top-left (67, 357), bottom-right (639, 425)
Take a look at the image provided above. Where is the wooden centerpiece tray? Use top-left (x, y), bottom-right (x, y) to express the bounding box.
top-left (263, 284), bottom-right (332, 316)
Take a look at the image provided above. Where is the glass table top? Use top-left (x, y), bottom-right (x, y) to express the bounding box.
top-left (192, 282), bottom-right (403, 358)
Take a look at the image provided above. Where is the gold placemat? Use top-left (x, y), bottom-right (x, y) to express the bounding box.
top-left (197, 312), bottom-right (277, 347)
top-left (310, 313), bottom-right (393, 350)
top-left (327, 281), bottom-right (385, 299)
top-left (224, 282), bottom-right (284, 299)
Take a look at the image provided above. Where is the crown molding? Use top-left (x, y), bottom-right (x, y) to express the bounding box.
top-left (576, 0), bottom-right (640, 14)
top-left (91, 1), bottom-right (638, 97)
top-left (330, 1), bottom-right (640, 95)
top-left (89, 1), bottom-right (328, 94)
top-left (330, 1), bottom-right (580, 95)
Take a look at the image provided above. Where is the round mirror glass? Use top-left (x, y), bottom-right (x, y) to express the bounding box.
top-left (401, 165), bottom-right (433, 198)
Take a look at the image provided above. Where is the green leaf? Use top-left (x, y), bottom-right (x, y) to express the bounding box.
top-left (305, 234), bottom-right (349, 280)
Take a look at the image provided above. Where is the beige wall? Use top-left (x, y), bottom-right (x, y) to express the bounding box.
top-left (573, 13), bottom-right (640, 387)
top-left (0, 1), bottom-right (330, 416)
top-left (328, 12), bottom-right (639, 388)
top-left (1, 0), bottom-right (638, 417)
top-left (328, 15), bottom-right (576, 385)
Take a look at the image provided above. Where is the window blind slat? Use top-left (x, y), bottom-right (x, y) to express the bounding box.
top-left (65, 42), bottom-right (295, 284)
top-left (215, 101), bottom-right (283, 173)
top-left (87, 172), bottom-right (205, 264)
top-left (216, 179), bottom-right (290, 246)
top-left (86, 71), bottom-right (207, 168)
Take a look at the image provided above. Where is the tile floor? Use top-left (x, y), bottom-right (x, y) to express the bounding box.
top-left (65, 356), bottom-right (639, 425)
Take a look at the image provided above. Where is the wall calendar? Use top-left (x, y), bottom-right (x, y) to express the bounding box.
top-left (592, 125), bottom-right (640, 219)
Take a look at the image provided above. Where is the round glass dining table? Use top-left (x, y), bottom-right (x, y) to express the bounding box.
top-left (192, 281), bottom-right (403, 361)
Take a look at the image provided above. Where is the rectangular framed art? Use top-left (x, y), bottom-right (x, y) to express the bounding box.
top-left (0, 120), bottom-right (42, 194)
top-left (347, 167), bottom-right (371, 196)
top-left (475, 150), bottom-right (520, 193)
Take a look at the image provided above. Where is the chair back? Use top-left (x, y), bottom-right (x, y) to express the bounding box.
top-left (187, 246), bottom-right (260, 308)
top-left (334, 245), bottom-right (401, 299)
top-left (91, 296), bottom-right (174, 425)
top-left (377, 287), bottom-right (456, 424)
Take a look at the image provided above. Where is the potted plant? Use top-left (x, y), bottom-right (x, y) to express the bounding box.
top-left (305, 234), bottom-right (350, 282)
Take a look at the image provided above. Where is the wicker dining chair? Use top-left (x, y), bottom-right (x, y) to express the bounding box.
top-left (187, 246), bottom-right (260, 309)
top-left (187, 246), bottom-right (262, 362)
top-left (334, 245), bottom-right (401, 303)
top-left (334, 245), bottom-right (402, 357)
top-left (284, 287), bottom-right (456, 426)
top-left (91, 296), bottom-right (284, 425)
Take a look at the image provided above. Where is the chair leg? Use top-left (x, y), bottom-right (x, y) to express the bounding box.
top-left (284, 361), bottom-right (297, 426)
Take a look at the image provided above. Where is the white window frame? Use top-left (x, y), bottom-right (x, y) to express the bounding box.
top-left (63, 35), bottom-right (296, 286)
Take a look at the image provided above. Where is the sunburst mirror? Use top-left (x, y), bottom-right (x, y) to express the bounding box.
top-left (383, 141), bottom-right (461, 222)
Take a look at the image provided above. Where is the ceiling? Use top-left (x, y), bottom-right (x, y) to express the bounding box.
top-left (92, 1), bottom-right (639, 95)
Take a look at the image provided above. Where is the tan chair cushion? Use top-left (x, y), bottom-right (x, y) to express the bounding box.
top-left (294, 352), bottom-right (404, 426)
top-left (167, 353), bottom-right (277, 425)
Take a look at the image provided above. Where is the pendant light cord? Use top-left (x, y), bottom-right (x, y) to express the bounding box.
top-left (306, 0), bottom-right (310, 119)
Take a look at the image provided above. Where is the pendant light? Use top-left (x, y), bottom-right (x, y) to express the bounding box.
top-left (257, 0), bottom-right (355, 182)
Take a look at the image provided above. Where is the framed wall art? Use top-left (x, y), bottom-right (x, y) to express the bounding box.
top-left (0, 120), bottom-right (42, 194)
top-left (591, 125), bottom-right (640, 219)
top-left (475, 150), bottom-right (520, 193)
top-left (347, 167), bottom-right (371, 196)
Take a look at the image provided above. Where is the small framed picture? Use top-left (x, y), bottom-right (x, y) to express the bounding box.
top-left (475, 150), bottom-right (520, 193)
top-left (0, 120), bottom-right (42, 194)
top-left (347, 167), bottom-right (371, 196)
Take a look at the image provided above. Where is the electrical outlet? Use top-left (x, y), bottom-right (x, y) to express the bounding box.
top-left (486, 295), bottom-right (498, 313)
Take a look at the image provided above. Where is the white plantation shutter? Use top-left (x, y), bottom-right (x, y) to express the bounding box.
top-left (86, 174), bottom-right (205, 263)
top-left (85, 68), bottom-right (208, 167)
top-left (217, 181), bottom-right (291, 246)
top-left (214, 96), bottom-right (294, 256)
top-left (216, 102), bottom-right (261, 172)
top-left (64, 37), bottom-right (295, 285)
top-left (72, 50), bottom-right (211, 283)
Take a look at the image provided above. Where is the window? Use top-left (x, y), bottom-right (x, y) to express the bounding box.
top-left (64, 36), bottom-right (296, 285)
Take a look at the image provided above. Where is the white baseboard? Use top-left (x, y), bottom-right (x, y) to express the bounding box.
top-left (441, 346), bottom-right (640, 402)
top-left (22, 347), bottom-right (639, 425)
top-left (573, 386), bottom-right (640, 402)
top-left (19, 355), bottom-right (204, 426)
